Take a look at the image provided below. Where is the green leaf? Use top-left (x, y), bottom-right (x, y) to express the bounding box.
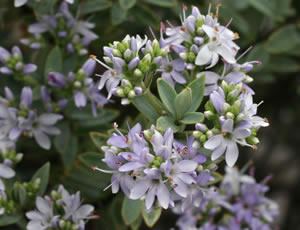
top-left (79, 0), bottom-right (112, 16)
top-left (29, 0), bottom-right (56, 15)
top-left (119, 0), bottom-right (136, 10)
top-left (247, 0), bottom-right (275, 18)
top-left (142, 207), bottom-right (162, 228)
top-left (76, 110), bottom-right (119, 128)
top-left (142, 0), bottom-right (177, 7)
top-left (130, 4), bottom-right (160, 28)
top-left (89, 132), bottom-right (108, 151)
top-left (111, 2), bottom-right (127, 25)
top-left (31, 162), bottom-right (50, 196)
top-left (130, 215), bottom-right (143, 230)
top-left (122, 197), bottom-right (143, 225)
top-left (157, 79), bottom-right (177, 117)
top-left (246, 43), bottom-right (270, 72)
top-left (156, 116), bottom-right (181, 133)
top-left (265, 25), bottom-right (300, 54)
top-left (110, 195), bottom-right (128, 230)
top-left (175, 87), bottom-right (192, 119)
top-left (180, 112), bottom-right (204, 124)
top-left (132, 89), bottom-right (162, 123)
top-left (45, 47), bottom-right (62, 77)
top-left (0, 214), bottom-right (22, 227)
top-left (54, 122), bottom-right (78, 168)
top-left (63, 152), bottom-right (111, 201)
top-left (264, 56), bottom-right (300, 73)
top-left (188, 76), bottom-right (205, 112)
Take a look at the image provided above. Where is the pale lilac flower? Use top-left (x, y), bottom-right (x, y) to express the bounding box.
top-left (26, 197), bottom-right (57, 230)
top-left (0, 160), bottom-right (15, 191)
top-left (204, 119), bottom-right (251, 167)
top-left (0, 46), bottom-right (37, 75)
top-left (157, 58), bottom-right (186, 86)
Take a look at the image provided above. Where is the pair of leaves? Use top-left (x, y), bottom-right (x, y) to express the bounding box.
top-left (156, 77), bottom-right (205, 132)
top-left (121, 197), bottom-right (162, 228)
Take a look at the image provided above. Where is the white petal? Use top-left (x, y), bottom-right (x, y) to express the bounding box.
top-left (145, 186), bottom-right (156, 211)
top-left (217, 45), bottom-right (236, 64)
top-left (0, 164), bottom-right (15, 178)
top-left (204, 134), bottom-right (223, 150)
top-left (14, 0), bottom-right (27, 7)
top-left (33, 130), bottom-right (51, 150)
top-left (233, 128), bottom-right (251, 139)
top-left (129, 180), bottom-right (150, 200)
top-left (195, 45), bottom-right (212, 66)
top-left (156, 183), bottom-right (170, 209)
top-left (211, 141), bottom-right (226, 161)
top-left (225, 141), bottom-right (239, 167)
top-left (222, 119), bottom-right (234, 133)
top-left (36, 197), bottom-right (51, 215)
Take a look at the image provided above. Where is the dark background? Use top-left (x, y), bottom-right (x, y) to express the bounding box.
top-left (0, 0), bottom-right (299, 229)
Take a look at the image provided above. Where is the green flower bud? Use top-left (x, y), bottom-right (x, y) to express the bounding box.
top-left (222, 103), bottom-right (230, 113)
top-left (236, 113), bottom-right (245, 123)
top-left (247, 136), bottom-right (259, 145)
top-left (179, 52), bottom-right (188, 61)
top-left (188, 52), bottom-right (196, 62)
top-left (221, 81), bottom-right (229, 93)
top-left (112, 49), bottom-right (122, 57)
top-left (196, 27), bottom-right (205, 36)
top-left (124, 49), bottom-right (133, 62)
top-left (244, 75), bottom-right (253, 84)
top-left (200, 134), bottom-right (207, 143)
top-left (123, 86), bottom-right (131, 95)
top-left (160, 48), bottom-right (168, 57)
top-left (128, 90), bottom-right (136, 99)
top-left (117, 42), bottom-right (126, 53)
top-left (193, 131), bottom-right (202, 138)
top-left (152, 39), bottom-right (160, 56)
top-left (206, 130), bottom-right (213, 138)
top-left (226, 112), bottom-right (235, 120)
top-left (192, 140), bottom-right (201, 149)
top-left (121, 98), bottom-right (130, 105)
top-left (116, 88), bottom-right (125, 97)
top-left (103, 56), bottom-right (112, 64)
top-left (204, 111), bottom-right (214, 119)
top-left (133, 68), bottom-right (143, 78)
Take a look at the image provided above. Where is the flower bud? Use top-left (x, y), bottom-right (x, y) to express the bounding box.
top-left (121, 98), bottom-right (130, 105)
top-left (116, 88), bottom-right (125, 97)
top-left (160, 48), bottom-right (168, 57)
top-left (247, 136), bottom-right (259, 145)
top-left (117, 42), bottom-right (126, 53)
top-left (204, 111), bottom-right (214, 119)
top-left (101, 146), bottom-right (109, 152)
top-left (59, 220), bottom-right (65, 228)
top-left (226, 112), bottom-right (235, 120)
top-left (121, 79), bottom-right (131, 87)
top-left (134, 86), bottom-right (143, 96)
top-left (124, 49), bottom-right (132, 61)
top-left (103, 56), bottom-right (112, 64)
top-left (195, 123), bottom-right (208, 132)
top-left (236, 113), bottom-right (245, 123)
top-left (200, 134), bottom-right (207, 143)
top-left (110, 146), bottom-right (119, 153)
top-left (188, 52), bottom-right (196, 62)
top-left (193, 131), bottom-right (202, 138)
top-left (133, 69), bottom-right (143, 78)
top-left (222, 103), bottom-right (230, 113)
top-left (112, 49), bottom-right (122, 57)
top-left (221, 81), bottom-right (229, 92)
top-left (152, 39), bottom-right (160, 56)
top-left (128, 57), bottom-right (140, 70)
top-left (194, 37), bottom-right (204, 45)
top-left (244, 75), bottom-right (253, 83)
top-left (179, 52), bottom-right (188, 61)
top-left (74, 81), bottom-right (82, 88)
top-left (192, 140), bottom-right (201, 149)
top-left (128, 90), bottom-right (136, 99)
top-left (196, 27), bottom-right (205, 36)
top-left (206, 130), bottom-right (213, 138)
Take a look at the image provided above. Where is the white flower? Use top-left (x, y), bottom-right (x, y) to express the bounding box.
top-left (222, 166), bottom-right (255, 195)
top-left (195, 25), bottom-right (239, 68)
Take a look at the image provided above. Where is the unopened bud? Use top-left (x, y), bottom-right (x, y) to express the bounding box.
top-left (133, 68), bottom-right (143, 78)
top-left (244, 75), bottom-right (253, 83)
top-left (206, 130), bottom-right (213, 138)
top-left (195, 123), bottom-right (208, 132)
top-left (179, 52), bottom-right (188, 61)
top-left (101, 146), bottom-right (109, 152)
top-left (188, 52), bottom-right (196, 62)
top-left (121, 79), bottom-right (131, 87)
top-left (121, 98), bottom-right (130, 105)
top-left (128, 90), bottom-right (136, 99)
top-left (204, 111), bottom-right (214, 119)
top-left (200, 134), bottom-right (207, 143)
top-left (112, 49), bottom-right (122, 57)
top-left (134, 86), bottom-right (143, 96)
top-left (74, 81), bottom-right (82, 88)
top-left (116, 88), bottom-right (125, 97)
top-left (226, 112), bottom-right (235, 120)
top-left (247, 136), bottom-right (259, 145)
top-left (110, 146), bottom-right (119, 153)
top-left (192, 140), bottom-right (201, 149)
top-left (222, 103), bottom-right (230, 112)
top-left (193, 131), bottom-right (202, 138)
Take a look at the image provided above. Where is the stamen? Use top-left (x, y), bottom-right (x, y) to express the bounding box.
top-left (212, 37), bottom-right (217, 41)
top-left (234, 32), bottom-right (240, 39)
top-left (221, 130), bottom-right (227, 136)
top-left (264, 117), bottom-right (269, 123)
top-left (90, 54), bottom-right (113, 71)
top-left (160, 22), bottom-right (166, 33)
top-left (241, 160), bottom-right (253, 174)
top-left (214, 26), bottom-right (219, 32)
top-left (148, 26), bottom-right (156, 39)
top-left (182, 146), bottom-right (188, 155)
top-left (263, 175), bottom-right (273, 184)
top-left (237, 46), bottom-right (253, 61)
top-left (180, 26), bottom-right (187, 32)
top-left (242, 88), bottom-right (247, 93)
top-left (252, 145), bottom-right (258, 150)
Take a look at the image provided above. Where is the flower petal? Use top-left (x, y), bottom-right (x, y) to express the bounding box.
top-left (204, 134), bottom-right (223, 150)
top-left (129, 180), bottom-right (150, 200)
top-left (225, 141), bottom-right (239, 167)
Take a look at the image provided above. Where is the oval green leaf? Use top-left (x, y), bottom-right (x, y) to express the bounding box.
top-left (157, 79), bottom-right (177, 117)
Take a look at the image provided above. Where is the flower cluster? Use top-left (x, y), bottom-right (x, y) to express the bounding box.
top-left (0, 87), bottom-right (63, 150)
top-left (26, 185), bottom-right (96, 230)
top-left (93, 35), bottom-right (168, 102)
top-left (161, 5), bottom-right (239, 70)
top-left (174, 166), bottom-right (279, 230)
top-left (0, 46), bottom-right (37, 77)
top-left (93, 123), bottom-right (212, 211)
top-left (22, 1), bottom-right (97, 55)
top-left (46, 58), bottom-right (107, 116)
top-left (192, 81), bottom-right (268, 167)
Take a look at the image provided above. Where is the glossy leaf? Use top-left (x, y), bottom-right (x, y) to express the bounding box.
top-left (142, 207), bottom-right (162, 228)
top-left (130, 215), bottom-right (143, 230)
top-left (44, 46), bottom-right (62, 77)
top-left (132, 89), bottom-right (163, 123)
top-left (89, 132), bottom-right (108, 151)
top-left (188, 76), bottom-right (205, 113)
top-left (31, 162), bottom-right (50, 196)
top-left (180, 112), bottom-right (204, 124)
top-left (175, 87), bottom-right (192, 119)
top-left (142, 0), bottom-right (177, 7)
top-left (157, 79), bottom-right (177, 117)
top-left (79, 0), bottom-right (112, 16)
top-left (122, 197), bottom-right (143, 225)
top-left (119, 0), bottom-right (136, 10)
top-left (54, 122), bottom-right (78, 168)
top-left (248, 0), bottom-right (275, 18)
top-left (0, 214), bottom-right (22, 227)
top-left (111, 2), bottom-right (127, 25)
top-left (156, 116), bottom-right (181, 133)
top-left (265, 25), bottom-right (300, 54)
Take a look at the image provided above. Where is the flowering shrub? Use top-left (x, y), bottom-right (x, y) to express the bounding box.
top-left (0, 0), bottom-right (295, 229)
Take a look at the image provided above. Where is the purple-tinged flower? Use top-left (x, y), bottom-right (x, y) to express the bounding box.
top-left (26, 197), bottom-right (57, 230)
top-left (48, 72), bottom-right (67, 88)
top-left (157, 58), bottom-right (186, 87)
top-left (0, 46), bottom-right (37, 76)
top-left (204, 119), bottom-right (251, 167)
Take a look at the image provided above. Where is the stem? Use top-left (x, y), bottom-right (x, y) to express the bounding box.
top-left (143, 89), bottom-right (165, 116)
